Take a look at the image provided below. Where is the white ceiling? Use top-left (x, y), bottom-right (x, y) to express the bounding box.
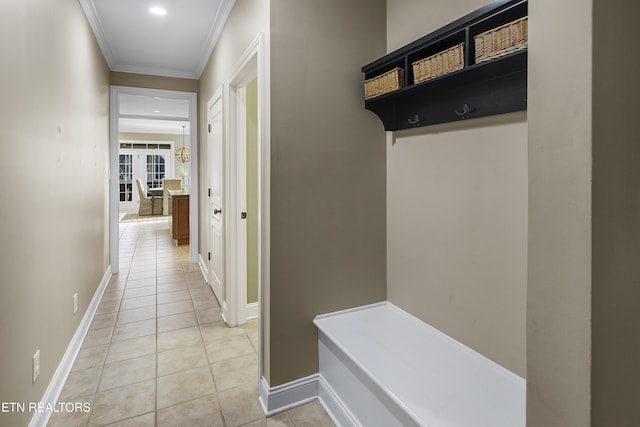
top-left (119, 94), bottom-right (190, 134)
top-left (119, 94), bottom-right (189, 118)
top-left (79, 0), bottom-right (236, 79)
top-left (80, 1), bottom-right (234, 133)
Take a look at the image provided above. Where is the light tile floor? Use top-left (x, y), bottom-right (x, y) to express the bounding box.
top-left (48, 218), bottom-right (334, 427)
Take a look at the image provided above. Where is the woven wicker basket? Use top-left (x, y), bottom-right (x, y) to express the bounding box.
top-left (412, 43), bottom-right (464, 84)
top-left (474, 16), bottom-right (528, 63)
top-left (364, 67), bottom-right (404, 100)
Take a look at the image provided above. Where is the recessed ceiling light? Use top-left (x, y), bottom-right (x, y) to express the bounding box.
top-left (153, 110), bottom-right (161, 113)
top-left (149, 7), bottom-right (167, 16)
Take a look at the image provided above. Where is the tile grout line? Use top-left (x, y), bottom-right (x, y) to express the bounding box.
top-left (110, 222), bottom-right (157, 426)
top-left (54, 219), bottom-right (336, 426)
top-left (155, 224), bottom-right (159, 427)
top-left (83, 221), bottom-right (137, 427)
top-left (188, 255), bottom-right (228, 427)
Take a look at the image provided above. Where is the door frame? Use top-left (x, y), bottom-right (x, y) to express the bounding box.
top-left (224, 33), bottom-right (266, 328)
top-left (109, 86), bottom-right (199, 273)
top-left (234, 32), bottom-right (269, 397)
top-left (204, 32), bottom-right (269, 386)
top-left (225, 56), bottom-right (255, 326)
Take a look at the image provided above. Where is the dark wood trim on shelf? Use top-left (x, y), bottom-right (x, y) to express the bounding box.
top-left (363, 0), bottom-right (527, 131)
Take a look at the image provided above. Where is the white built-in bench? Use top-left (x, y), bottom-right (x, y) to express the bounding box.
top-left (313, 302), bottom-right (525, 427)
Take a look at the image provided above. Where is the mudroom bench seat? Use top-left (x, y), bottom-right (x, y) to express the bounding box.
top-left (314, 302), bottom-right (525, 427)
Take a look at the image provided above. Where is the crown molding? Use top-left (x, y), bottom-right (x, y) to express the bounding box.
top-left (79, 0), bottom-right (235, 79)
top-left (78, 0), bottom-right (115, 70)
top-left (195, 0), bottom-right (236, 78)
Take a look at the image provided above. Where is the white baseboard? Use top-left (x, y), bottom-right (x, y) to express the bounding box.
top-left (318, 374), bottom-right (359, 427)
top-left (29, 266), bottom-right (112, 427)
top-left (198, 253), bottom-right (209, 283)
top-left (258, 374), bottom-right (319, 417)
top-left (246, 302), bottom-right (259, 320)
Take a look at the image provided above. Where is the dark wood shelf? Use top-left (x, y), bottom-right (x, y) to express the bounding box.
top-left (363, 0), bottom-right (527, 131)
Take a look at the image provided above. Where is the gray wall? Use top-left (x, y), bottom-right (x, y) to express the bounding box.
top-left (386, 0), bottom-right (528, 377)
top-left (591, 0), bottom-right (640, 425)
top-left (268, 0), bottom-right (387, 385)
top-left (0, 0), bottom-right (110, 425)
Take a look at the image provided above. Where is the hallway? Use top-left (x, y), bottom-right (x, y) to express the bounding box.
top-left (47, 218), bottom-right (333, 427)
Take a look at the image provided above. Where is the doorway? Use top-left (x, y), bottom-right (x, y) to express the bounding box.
top-left (109, 86), bottom-right (199, 274)
top-left (201, 32), bottom-right (268, 400)
top-left (203, 36), bottom-right (263, 328)
top-left (230, 75), bottom-right (260, 325)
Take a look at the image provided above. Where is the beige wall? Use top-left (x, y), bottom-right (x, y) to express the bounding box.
top-left (387, 0), bottom-right (482, 52)
top-left (110, 71), bottom-right (198, 93)
top-left (386, 0), bottom-right (528, 377)
top-left (592, 2), bottom-right (640, 425)
top-left (0, 0), bottom-right (110, 425)
top-left (268, 0), bottom-right (387, 386)
top-left (526, 0), bottom-right (593, 424)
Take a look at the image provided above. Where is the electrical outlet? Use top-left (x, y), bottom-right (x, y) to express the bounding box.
top-left (33, 350), bottom-right (40, 383)
top-left (73, 293), bottom-right (78, 314)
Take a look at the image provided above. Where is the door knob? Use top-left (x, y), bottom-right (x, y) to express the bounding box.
top-left (214, 209), bottom-right (222, 214)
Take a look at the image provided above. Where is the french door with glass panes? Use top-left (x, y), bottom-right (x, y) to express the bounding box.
top-left (119, 152), bottom-right (135, 208)
top-left (118, 145), bottom-right (173, 212)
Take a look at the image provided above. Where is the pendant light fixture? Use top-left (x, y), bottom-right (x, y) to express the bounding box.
top-left (175, 125), bottom-right (190, 163)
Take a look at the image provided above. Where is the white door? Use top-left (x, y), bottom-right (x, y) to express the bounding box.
top-left (207, 94), bottom-right (226, 319)
top-left (118, 151), bottom-right (136, 211)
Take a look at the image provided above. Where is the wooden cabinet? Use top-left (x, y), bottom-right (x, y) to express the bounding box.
top-left (363, 0), bottom-right (527, 131)
top-left (169, 190), bottom-right (189, 246)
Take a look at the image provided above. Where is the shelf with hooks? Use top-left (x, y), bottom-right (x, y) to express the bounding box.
top-left (362, 0), bottom-right (527, 131)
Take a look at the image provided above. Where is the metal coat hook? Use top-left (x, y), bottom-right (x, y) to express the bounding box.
top-left (408, 114), bottom-right (420, 126)
top-left (455, 104), bottom-right (474, 116)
